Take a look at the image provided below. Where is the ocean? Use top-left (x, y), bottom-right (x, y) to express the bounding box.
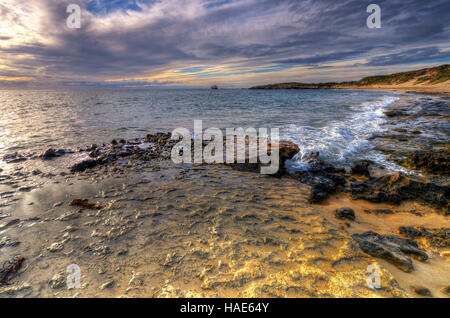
top-left (0, 88), bottom-right (447, 171)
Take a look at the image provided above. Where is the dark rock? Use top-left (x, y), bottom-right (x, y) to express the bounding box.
top-left (352, 231), bottom-right (428, 272)
top-left (351, 160), bottom-right (373, 177)
top-left (70, 159), bottom-right (99, 172)
top-left (398, 226), bottom-right (449, 247)
top-left (3, 153), bottom-right (27, 163)
top-left (441, 286), bottom-right (450, 296)
top-left (334, 207), bottom-right (356, 221)
top-left (40, 148), bottom-right (59, 159)
top-left (397, 226), bottom-right (424, 239)
top-left (384, 110), bottom-right (407, 117)
top-left (290, 152), bottom-right (347, 203)
top-left (413, 286), bottom-right (432, 297)
top-left (307, 176), bottom-right (335, 203)
top-left (395, 150), bottom-right (450, 175)
top-left (87, 144), bottom-right (98, 151)
top-left (350, 172), bottom-right (449, 211)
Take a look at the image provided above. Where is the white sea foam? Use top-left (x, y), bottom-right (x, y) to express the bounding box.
top-left (285, 96), bottom-right (400, 170)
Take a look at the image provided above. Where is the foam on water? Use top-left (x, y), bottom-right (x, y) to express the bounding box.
top-left (285, 95), bottom-right (400, 170)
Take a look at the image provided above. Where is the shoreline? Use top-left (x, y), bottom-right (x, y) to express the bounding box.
top-left (249, 85), bottom-right (450, 95)
top-left (332, 84), bottom-right (450, 95)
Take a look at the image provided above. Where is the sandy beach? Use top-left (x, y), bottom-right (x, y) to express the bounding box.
top-left (335, 81), bottom-right (450, 95)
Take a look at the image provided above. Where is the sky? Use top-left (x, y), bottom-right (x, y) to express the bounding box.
top-left (0, 0), bottom-right (449, 88)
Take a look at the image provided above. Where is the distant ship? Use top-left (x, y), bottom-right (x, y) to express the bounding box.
top-left (210, 85), bottom-right (218, 90)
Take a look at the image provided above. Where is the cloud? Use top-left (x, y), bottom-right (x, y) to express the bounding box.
top-left (0, 0), bottom-right (449, 87)
top-left (366, 47), bottom-right (450, 66)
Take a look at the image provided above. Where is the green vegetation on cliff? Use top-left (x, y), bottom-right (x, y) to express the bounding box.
top-left (249, 64), bottom-right (450, 89)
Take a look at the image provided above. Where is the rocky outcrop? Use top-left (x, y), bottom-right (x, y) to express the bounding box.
top-left (228, 140), bottom-right (300, 175)
top-left (352, 231), bottom-right (428, 272)
top-left (350, 173), bottom-right (449, 212)
top-left (351, 160), bottom-right (372, 177)
top-left (394, 150), bottom-right (450, 176)
top-left (290, 152), bottom-right (346, 203)
top-left (397, 226), bottom-right (449, 247)
top-left (39, 148), bottom-right (66, 160)
top-left (69, 133), bottom-right (176, 173)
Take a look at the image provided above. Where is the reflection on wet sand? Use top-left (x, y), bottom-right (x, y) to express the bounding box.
top-left (1, 159), bottom-right (408, 298)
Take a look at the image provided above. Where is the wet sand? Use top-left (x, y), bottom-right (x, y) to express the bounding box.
top-left (314, 193), bottom-right (450, 298)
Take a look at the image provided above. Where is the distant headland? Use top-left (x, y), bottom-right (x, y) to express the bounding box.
top-left (249, 64), bottom-right (450, 94)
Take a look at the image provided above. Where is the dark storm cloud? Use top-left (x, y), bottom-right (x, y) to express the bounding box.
top-left (1, 0), bottom-right (449, 84)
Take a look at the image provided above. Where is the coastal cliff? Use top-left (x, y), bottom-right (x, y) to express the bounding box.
top-left (250, 65), bottom-right (450, 94)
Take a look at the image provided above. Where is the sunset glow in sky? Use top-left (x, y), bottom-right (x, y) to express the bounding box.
top-left (0, 0), bottom-right (449, 88)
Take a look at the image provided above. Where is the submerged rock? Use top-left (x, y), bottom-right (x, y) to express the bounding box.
top-left (350, 173), bottom-right (449, 212)
top-left (352, 231), bottom-right (428, 272)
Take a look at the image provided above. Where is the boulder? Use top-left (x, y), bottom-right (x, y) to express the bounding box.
top-left (334, 207), bottom-right (356, 221)
top-left (350, 172), bottom-right (449, 211)
top-left (352, 231), bottom-right (428, 272)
